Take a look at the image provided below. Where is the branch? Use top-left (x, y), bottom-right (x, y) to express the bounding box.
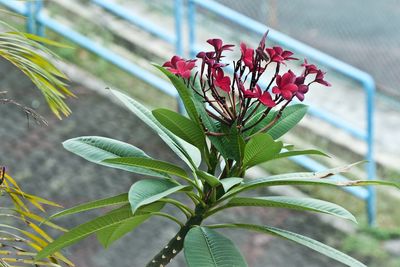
top-left (0, 93), bottom-right (48, 126)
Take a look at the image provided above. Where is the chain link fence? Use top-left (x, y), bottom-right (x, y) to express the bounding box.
top-left (216, 0), bottom-right (400, 99)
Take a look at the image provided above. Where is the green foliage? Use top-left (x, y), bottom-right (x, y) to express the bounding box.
top-left (184, 227), bottom-right (247, 267)
top-left (63, 136), bottom-right (166, 177)
top-left (50, 193), bottom-right (129, 219)
top-left (128, 179), bottom-right (189, 214)
top-left (152, 108), bottom-right (206, 151)
top-left (225, 196), bottom-right (357, 223)
top-left (96, 202), bottom-right (165, 248)
top-left (37, 206), bottom-right (140, 259)
top-left (243, 133), bottom-right (283, 168)
top-left (0, 21), bottom-right (73, 118)
top-left (248, 104), bottom-right (308, 139)
top-left (208, 224), bottom-right (366, 267)
top-left (38, 65), bottom-right (400, 267)
top-left (109, 89), bottom-right (197, 169)
top-left (154, 65), bottom-right (200, 124)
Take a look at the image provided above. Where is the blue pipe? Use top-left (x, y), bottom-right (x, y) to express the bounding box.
top-left (91, 0), bottom-right (175, 45)
top-left (365, 80), bottom-right (377, 226)
top-left (188, 0), bottom-right (196, 58)
top-left (0, 0), bottom-right (26, 15)
top-left (34, 0), bottom-right (45, 36)
top-left (25, 1), bottom-right (34, 33)
top-left (174, 0), bottom-right (183, 55)
top-left (34, 14), bottom-right (177, 97)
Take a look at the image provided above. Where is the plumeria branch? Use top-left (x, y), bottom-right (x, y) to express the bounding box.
top-left (162, 32), bottom-right (330, 135)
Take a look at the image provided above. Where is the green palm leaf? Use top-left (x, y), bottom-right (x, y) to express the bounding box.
top-left (0, 26), bottom-right (73, 118)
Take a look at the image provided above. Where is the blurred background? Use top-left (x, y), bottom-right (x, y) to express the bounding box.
top-left (0, 0), bottom-right (399, 266)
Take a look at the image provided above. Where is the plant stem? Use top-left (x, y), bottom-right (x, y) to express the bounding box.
top-left (145, 205), bottom-right (205, 267)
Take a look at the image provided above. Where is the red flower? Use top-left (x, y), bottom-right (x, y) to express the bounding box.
top-left (240, 42), bottom-right (254, 70)
top-left (272, 70), bottom-right (298, 100)
top-left (163, 56), bottom-right (196, 79)
top-left (213, 68), bottom-right (231, 93)
top-left (239, 84), bottom-right (276, 107)
top-left (266, 46), bottom-right (297, 63)
top-left (240, 83), bottom-right (262, 98)
top-left (258, 91), bottom-right (276, 107)
top-left (294, 76), bottom-right (309, 101)
top-left (301, 59), bottom-right (318, 74)
top-left (207, 38), bottom-right (235, 53)
top-left (163, 55), bottom-right (182, 68)
top-left (315, 70), bottom-right (331, 87)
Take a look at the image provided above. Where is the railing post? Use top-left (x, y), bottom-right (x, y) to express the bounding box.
top-left (25, 0), bottom-right (44, 35)
top-left (365, 79), bottom-right (377, 226)
top-left (35, 0), bottom-right (45, 36)
top-left (174, 0), bottom-right (184, 113)
top-left (174, 0), bottom-right (183, 56)
top-left (25, 1), bottom-right (34, 33)
top-left (187, 0), bottom-right (196, 58)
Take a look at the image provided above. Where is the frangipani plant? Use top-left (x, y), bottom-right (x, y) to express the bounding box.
top-left (36, 33), bottom-right (399, 267)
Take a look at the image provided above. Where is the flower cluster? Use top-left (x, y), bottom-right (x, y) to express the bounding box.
top-left (163, 32), bottom-right (330, 132)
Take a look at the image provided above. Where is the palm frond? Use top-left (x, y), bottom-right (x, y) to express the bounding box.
top-left (0, 169), bottom-right (74, 266)
top-left (0, 20), bottom-right (74, 119)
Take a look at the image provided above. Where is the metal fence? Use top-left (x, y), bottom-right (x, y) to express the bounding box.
top-left (215, 0), bottom-right (399, 100)
top-left (0, 0), bottom-right (377, 225)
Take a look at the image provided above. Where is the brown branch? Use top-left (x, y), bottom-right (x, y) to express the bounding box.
top-left (0, 95), bottom-right (48, 126)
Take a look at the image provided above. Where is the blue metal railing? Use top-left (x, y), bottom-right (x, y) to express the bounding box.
top-left (0, 0), bottom-right (377, 225)
top-left (0, 0), bottom-right (183, 108)
top-left (188, 0), bottom-right (376, 225)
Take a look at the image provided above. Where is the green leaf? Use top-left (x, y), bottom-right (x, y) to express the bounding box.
top-left (196, 170), bottom-right (221, 187)
top-left (104, 157), bottom-right (189, 180)
top-left (220, 178), bottom-right (243, 192)
top-left (191, 92), bottom-right (230, 160)
top-left (243, 133), bottom-right (283, 168)
top-left (36, 207), bottom-right (145, 260)
top-left (273, 149), bottom-right (330, 160)
top-left (224, 178), bottom-right (400, 201)
top-left (154, 64), bottom-right (200, 124)
top-left (129, 179), bottom-right (189, 214)
top-left (96, 215), bottom-right (150, 249)
top-left (227, 196), bottom-right (357, 223)
top-left (209, 224), bottom-right (366, 267)
top-left (96, 202), bottom-right (164, 248)
top-left (152, 108), bottom-right (205, 151)
top-left (22, 33), bottom-right (74, 48)
top-left (250, 104), bottom-right (308, 139)
top-left (220, 122), bottom-right (246, 162)
top-left (267, 104), bottom-right (308, 139)
top-left (184, 226), bottom-right (247, 267)
top-left (220, 162), bottom-right (366, 200)
top-left (50, 193), bottom-right (129, 219)
top-left (63, 136), bottom-right (166, 178)
top-left (109, 89), bottom-right (195, 168)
